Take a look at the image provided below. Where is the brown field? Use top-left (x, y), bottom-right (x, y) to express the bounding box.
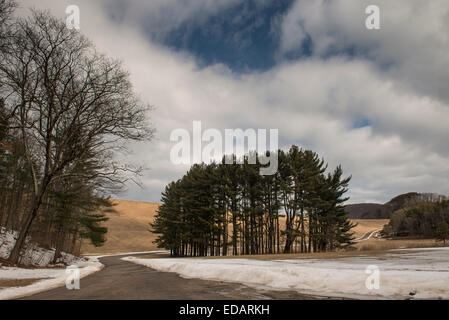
top-left (82, 200), bottom-right (441, 257)
top-left (350, 220), bottom-right (446, 251)
top-left (81, 199), bottom-right (161, 255)
top-left (353, 238), bottom-right (446, 251)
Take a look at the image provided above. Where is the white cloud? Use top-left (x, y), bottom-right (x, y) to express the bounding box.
top-left (15, 0), bottom-right (449, 204)
top-left (278, 0), bottom-right (449, 103)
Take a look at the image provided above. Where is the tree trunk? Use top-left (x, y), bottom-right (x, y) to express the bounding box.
top-left (52, 228), bottom-right (64, 264)
top-left (300, 206), bottom-right (305, 253)
top-left (223, 210), bottom-right (228, 256)
top-left (7, 207), bottom-right (36, 264)
top-left (8, 189), bottom-right (45, 265)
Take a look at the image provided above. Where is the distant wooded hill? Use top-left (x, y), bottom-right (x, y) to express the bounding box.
top-left (346, 192), bottom-right (448, 219)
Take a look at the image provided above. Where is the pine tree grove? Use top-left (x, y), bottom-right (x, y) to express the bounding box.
top-left (152, 146), bottom-right (355, 256)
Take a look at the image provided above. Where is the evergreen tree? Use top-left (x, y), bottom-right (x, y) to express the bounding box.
top-left (152, 146), bottom-right (354, 257)
top-left (435, 221), bottom-right (449, 245)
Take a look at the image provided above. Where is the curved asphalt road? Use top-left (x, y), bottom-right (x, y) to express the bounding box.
top-left (22, 253), bottom-right (321, 300)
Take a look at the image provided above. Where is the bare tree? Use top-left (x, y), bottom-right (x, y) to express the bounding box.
top-left (0, 0), bottom-right (16, 41)
top-left (0, 11), bottom-right (154, 264)
top-left (0, 0), bottom-right (16, 96)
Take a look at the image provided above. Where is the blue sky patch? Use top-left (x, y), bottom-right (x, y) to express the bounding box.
top-left (149, 0), bottom-right (295, 72)
top-left (353, 118), bottom-right (372, 128)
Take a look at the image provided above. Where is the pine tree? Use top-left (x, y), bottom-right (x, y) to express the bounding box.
top-left (435, 221), bottom-right (449, 245)
top-left (153, 181), bottom-right (183, 255)
top-left (152, 146), bottom-right (355, 257)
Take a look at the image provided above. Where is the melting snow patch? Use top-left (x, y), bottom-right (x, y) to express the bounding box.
top-left (0, 256), bottom-right (103, 300)
top-left (0, 227), bottom-right (104, 299)
top-left (0, 227), bottom-right (81, 267)
top-left (123, 247), bottom-right (449, 300)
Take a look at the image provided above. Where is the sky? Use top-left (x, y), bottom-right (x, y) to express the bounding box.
top-left (16, 0), bottom-right (449, 204)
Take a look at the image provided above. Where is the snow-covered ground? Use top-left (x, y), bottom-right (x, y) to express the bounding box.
top-left (123, 247), bottom-right (449, 300)
top-left (0, 256), bottom-right (103, 300)
top-left (0, 227), bottom-right (104, 299)
top-left (0, 227), bottom-right (79, 267)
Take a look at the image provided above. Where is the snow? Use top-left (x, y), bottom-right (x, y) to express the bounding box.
top-left (0, 227), bottom-right (104, 299)
top-left (123, 247), bottom-right (449, 300)
top-left (353, 229), bottom-right (382, 242)
top-left (0, 227), bottom-right (80, 267)
top-left (0, 256), bottom-right (103, 300)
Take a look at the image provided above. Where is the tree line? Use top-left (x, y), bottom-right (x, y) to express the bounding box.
top-left (0, 1), bottom-right (153, 264)
top-left (152, 146), bottom-right (355, 257)
top-left (383, 200), bottom-right (449, 243)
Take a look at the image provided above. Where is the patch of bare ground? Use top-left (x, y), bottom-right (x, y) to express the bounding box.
top-left (0, 278), bottom-right (43, 288)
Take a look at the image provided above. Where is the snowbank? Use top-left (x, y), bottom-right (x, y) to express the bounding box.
top-left (123, 247), bottom-right (449, 300)
top-left (0, 256), bottom-right (103, 300)
top-left (0, 227), bottom-right (104, 299)
top-left (0, 227), bottom-right (80, 267)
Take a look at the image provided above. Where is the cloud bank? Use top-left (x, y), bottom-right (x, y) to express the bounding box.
top-left (16, 0), bottom-right (449, 204)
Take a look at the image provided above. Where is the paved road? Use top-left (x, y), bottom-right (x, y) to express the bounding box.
top-left (23, 253), bottom-right (322, 300)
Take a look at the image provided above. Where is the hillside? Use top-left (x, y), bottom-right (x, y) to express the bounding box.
top-left (346, 192), bottom-right (448, 219)
top-left (344, 203), bottom-right (387, 219)
top-left (351, 219), bottom-right (389, 238)
top-left (81, 199), bottom-right (160, 255)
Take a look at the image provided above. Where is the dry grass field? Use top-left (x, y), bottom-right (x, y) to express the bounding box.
top-left (81, 200), bottom-right (444, 256)
top-left (353, 238), bottom-right (445, 251)
top-left (350, 220), bottom-right (446, 251)
top-left (351, 219), bottom-right (389, 238)
top-left (81, 199), bottom-right (161, 255)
